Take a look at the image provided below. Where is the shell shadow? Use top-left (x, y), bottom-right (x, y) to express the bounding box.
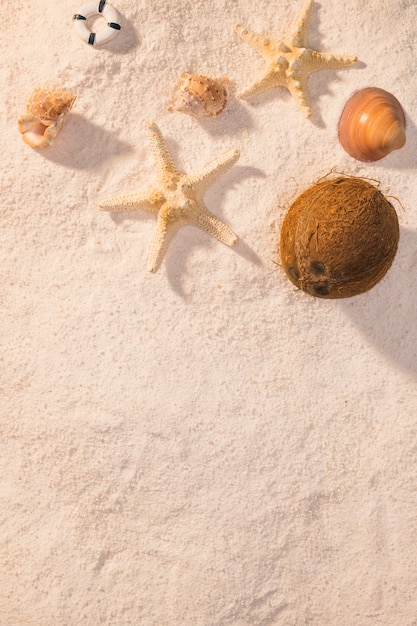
top-left (37, 113), bottom-right (133, 168)
top-left (374, 108), bottom-right (417, 170)
top-left (339, 227), bottom-right (417, 376)
top-left (192, 93), bottom-right (256, 137)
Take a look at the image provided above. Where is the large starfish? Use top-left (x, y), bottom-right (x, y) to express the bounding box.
top-left (235, 0), bottom-right (357, 118)
top-left (100, 123), bottom-right (240, 273)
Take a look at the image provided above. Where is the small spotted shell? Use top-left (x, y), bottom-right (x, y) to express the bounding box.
top-left (338, 87), bottom-right (406, 162)
top-left (18, 87), bottom-right (76, 148)
top-left (169, 73), bottom-right (229, 118)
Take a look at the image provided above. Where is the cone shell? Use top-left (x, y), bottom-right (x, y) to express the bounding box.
top-left (18, 87), bottom-right (76, 148)
top-left (170, 73), bottom-right (229, 118)
top-left (338, 87), bottom-right (406, 162)
top-left (280, 177), bottom-right (399, 299)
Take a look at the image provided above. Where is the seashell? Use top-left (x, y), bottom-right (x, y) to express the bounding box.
top-left (169, 73), bottom-right (229, 118)
top-left (338, 87), bottom-right (406, 162)
top-left (18, 87), bottom-right (76, 148)
top-left (279, 176), bottom-right (399, 299)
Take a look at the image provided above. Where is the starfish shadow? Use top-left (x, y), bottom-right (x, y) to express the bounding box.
top-left (164, 230), bottom-right (263, 299)
top-left (238, 86), bottom-right (293, 114)
top-left (163, 227), bottom-right (230, 297)
top-left (206, 164), bottom-right (266, 269)
top-left (339, 227), bottom-right (417, 376)
top-left (233, 237), bottom-right (264, 265)
top-left (308, 61), bottom-right (366, 129)
top-left (34, 113), bottom-right (133, 168)
top-left (305, 1), bottom-right (365, 127)
top-left (165, 164), bottom-right (265, 296)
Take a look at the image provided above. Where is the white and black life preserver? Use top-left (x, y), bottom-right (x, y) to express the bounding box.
top-left (73, 0), bottom-right (121, 46)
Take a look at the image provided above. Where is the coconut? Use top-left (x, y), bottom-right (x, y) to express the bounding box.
top-left (279, 176), bottom-right (400, 299)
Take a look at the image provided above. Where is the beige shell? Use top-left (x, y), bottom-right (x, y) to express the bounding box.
top-left (338, 87), bottom-right (406, 162)
top-left (18, 87), bottom-right (76, 148)
top-left (169, 73), bottom-right (229, 118)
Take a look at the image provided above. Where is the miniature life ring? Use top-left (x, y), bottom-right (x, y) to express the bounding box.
top-left (73, 0), bottom-right (121, 46)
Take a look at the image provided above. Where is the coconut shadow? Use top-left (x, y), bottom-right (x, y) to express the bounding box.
top-left (339, 227), bottom-right (417, 376)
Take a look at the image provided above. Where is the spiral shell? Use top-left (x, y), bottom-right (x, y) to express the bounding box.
top-left (280, 176), bottom-right (399, 299)
top-left (18, 87), bottom-right (76, 148)
top-left (338, 87), bottom-right (406, 162)
top-left (169, 73), bottom-right (229, 119)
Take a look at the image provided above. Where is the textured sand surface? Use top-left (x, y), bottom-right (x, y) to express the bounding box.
top-left (2, 1), bottom-right (417, 624)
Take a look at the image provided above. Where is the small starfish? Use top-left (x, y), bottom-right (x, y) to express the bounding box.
top-left (100, 122), bottom-right (240, 273)
top-left (235, 0), bottom-right (357, 118)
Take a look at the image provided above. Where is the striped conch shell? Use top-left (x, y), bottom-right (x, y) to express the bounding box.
top-left (338, 87), bottom-right (406, 162)
top-left (18, 87), bottom-right (76, 148)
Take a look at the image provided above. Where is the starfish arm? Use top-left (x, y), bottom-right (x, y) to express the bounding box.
top-left (99, 188), bottom-right (162, 213)
top-left (146, 214), bottom-right (180, 273)
top-left (234, 24), bottom-right (275, 60)
top-left (147, 122), bottom-right (180, 179)
top-left (304, 49), bottom-right (357, 73)
top-left (286, 72), bottom-right (313, 118)
top-left (192, 205), bottom-right (238, 247)
top-left (289, 0), bottom-right (314, 48)
top-left (238, 67), bottom-right (286, 100)
top-left (184, 149), bottom-right (240, 196)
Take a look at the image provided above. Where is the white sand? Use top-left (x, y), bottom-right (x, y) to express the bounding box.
top-left (2, 0), bottom-right (417, 624)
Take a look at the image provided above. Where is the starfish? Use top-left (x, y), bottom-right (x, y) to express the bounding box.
top-left (99, 122), bottom-right (240, 273)
top-left (235, 0), bottom-right (357, 118)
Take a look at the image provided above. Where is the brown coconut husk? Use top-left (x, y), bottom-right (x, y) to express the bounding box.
top-left (279, 176), bottom-right (400, 299)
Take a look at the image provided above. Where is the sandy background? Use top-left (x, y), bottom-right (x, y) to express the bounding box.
top-left (2, 0), bottom-right (417, 624)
